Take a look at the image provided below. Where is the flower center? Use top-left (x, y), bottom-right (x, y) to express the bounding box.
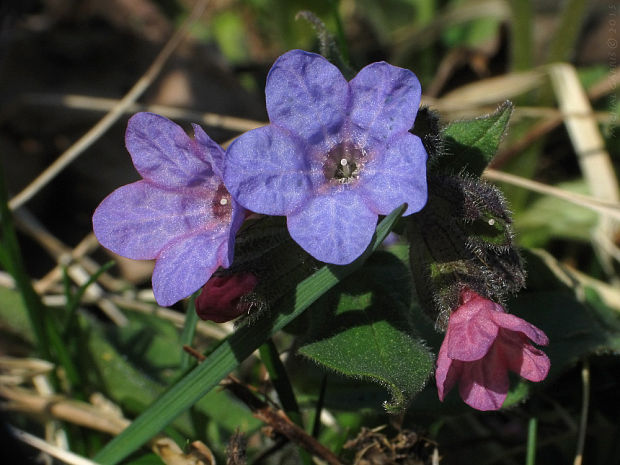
top-left (212, 183), bottom-right (232, 219)
top-left (323, 143), bottom-right (366, 184)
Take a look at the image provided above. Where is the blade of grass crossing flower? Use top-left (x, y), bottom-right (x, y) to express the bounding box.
top-left (93, 205), bottom-right (406, 465)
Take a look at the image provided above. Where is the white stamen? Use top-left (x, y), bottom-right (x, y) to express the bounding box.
top-left (219, 198), bottom-right (228, 206)
top-left (340, 158), bottom-right (348, 166)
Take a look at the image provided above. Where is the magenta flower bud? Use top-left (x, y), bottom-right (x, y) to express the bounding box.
top-left (436, 288), bottom-right (550, 411)
top-left (195, 273), bottom-right (259, 323)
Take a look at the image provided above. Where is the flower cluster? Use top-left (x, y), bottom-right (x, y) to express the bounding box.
top-left (93, 49), bottom-right (549, 410)
top-left (93, 49), bottom-right (428, 305)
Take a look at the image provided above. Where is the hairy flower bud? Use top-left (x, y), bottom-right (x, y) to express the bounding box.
top-left (407, 175), bottom-right (525, 329)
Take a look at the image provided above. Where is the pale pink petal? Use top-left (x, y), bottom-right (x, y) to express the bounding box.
top-left (517, 344), bottom-right (551, 382)
top-left (446, 297), bottom-right (499, 362)
top-left (458, 345), bottom-right (510, 411)
top-left (491, 311), bottom-right (549, 346)
top-left (498, 330), bottom-right (551, 382)
top-left (435, 337), bottom-right (461, 401)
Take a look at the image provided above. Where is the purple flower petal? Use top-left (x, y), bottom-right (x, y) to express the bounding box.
top-left (266, 50), bottom-right (348, 148)
top-left (93, 181), bottom-right (224, 260)
top-left (491, 311), bottom-right (550, 346)
top-left (349, 61), bottom-right (421, 145)
top-left (152, 231), bottom-right (229, 306)
top-left (360, 133), bottom-right (428, 216)
top-left (192, 123), bottom-right (225, 179)
top-left (224, 124), bottom-right (314, 215)
top-left (458, 346), bottom-right (510, 411)
top-left (287, 190), bottom-right (377, 265)
top-left (126, 112), bottom-right (217, 189)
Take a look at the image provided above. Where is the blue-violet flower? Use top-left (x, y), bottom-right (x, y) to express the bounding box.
top-left (224, 50), bottom-right (428, 264)
top-left (92, 112), bottom-right (244, 306)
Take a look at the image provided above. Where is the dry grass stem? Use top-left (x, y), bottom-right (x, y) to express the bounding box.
top-left (484, 169), bottom-right (620, 221)
top-left (12, 209), bottom-right (128, 325)
top-left (10, 426), bottom-right (102, 465)
top-left (2, 386), bottom-right (216, 465)
top-left (436, 70), bottom-right (544, 108)
top-left (8, 0), bottom-right (211, 211)
top-left (108, 296), bottom-right (232, 339)
top-left (0, 357), bottom-right (54, 384)
top-left (491, 66), bottom-right (618, 169)
top-left (527, 249), bottom-right (620, 313)
top-left (223, 376), bottom-right (344, 465)
top-left (35, 233), bottom-right (124, 295)
top-left (1, 385), bottom-right (130, 436)
top-left (23, 93), bottom-right (266, 133)
top-left (549, 63), bottom-right (620, 275)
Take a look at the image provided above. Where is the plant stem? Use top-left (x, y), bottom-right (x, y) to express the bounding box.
top-left (526, 417), bottom-right (538, 465)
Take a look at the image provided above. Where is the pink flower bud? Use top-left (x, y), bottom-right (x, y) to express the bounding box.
top-left (195, 273), bottom-right (258, 323)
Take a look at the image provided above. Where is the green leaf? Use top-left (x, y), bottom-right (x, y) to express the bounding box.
top-left (102, 313), bottom-right (184, 385)
top-left (0, 285), bottom-right (34, 342)
top-left (514, 249), bottom-right (620, 365)
top-left (435, 101), bottom-right (513, 176)
top-left (508, 291), bottom-right (620, 377)
top-left (123, 453), bottom-right (165, 465)
top-left (299, 251), bottom-right (434, 412)
top-left (93, 205), bottom-right (407, 465)
top-left (442, 13), bottom-right (501, 50)
top-left (85, 312), bottom-right (260, 436)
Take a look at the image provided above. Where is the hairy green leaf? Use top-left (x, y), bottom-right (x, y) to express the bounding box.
top-left (436, 101), bottom-right (513, 176)
top-left (299, 251), bottom-right (434, 412)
